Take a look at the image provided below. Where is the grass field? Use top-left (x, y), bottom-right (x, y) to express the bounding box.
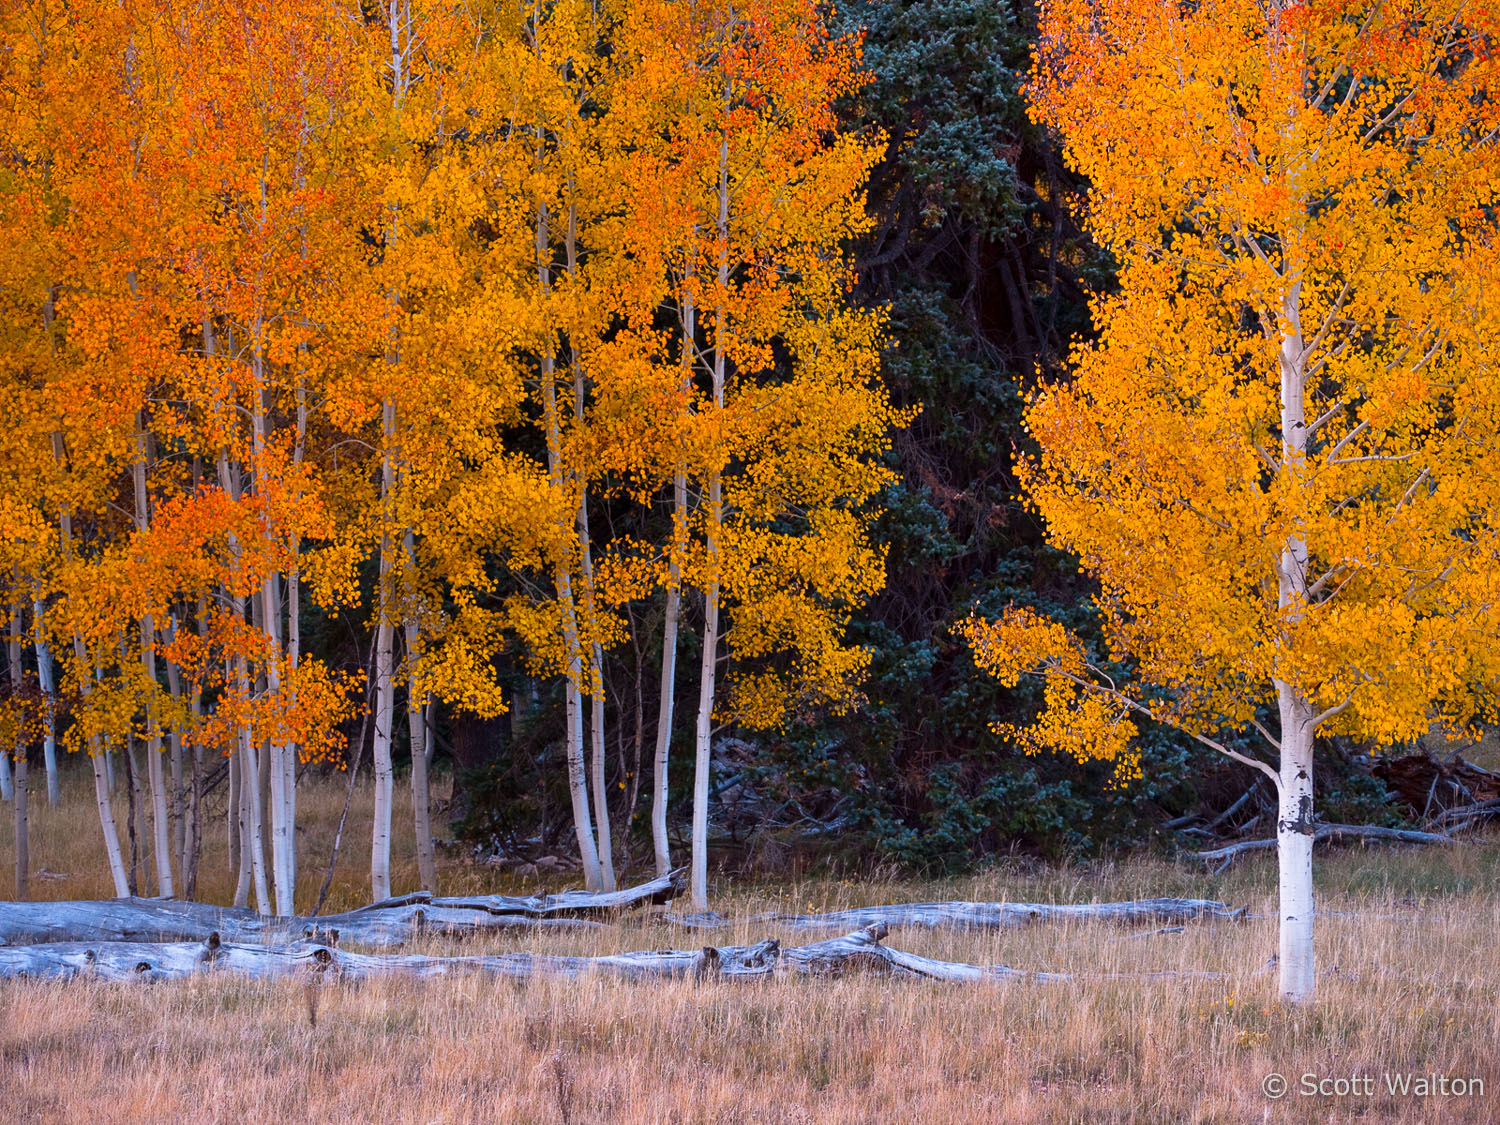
top-left (1, 765), bottom-right (1497, 1123)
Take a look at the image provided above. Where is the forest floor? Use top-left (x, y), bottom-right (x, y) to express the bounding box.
top-left (1, 768), bottom-right (1497, 1123)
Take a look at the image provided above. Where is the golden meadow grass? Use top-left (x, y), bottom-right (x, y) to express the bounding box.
top-left (2, 768), bottom-right (1497, 1123)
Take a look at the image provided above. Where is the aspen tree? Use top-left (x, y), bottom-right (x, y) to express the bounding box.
top-left (971, 0), bottom-right (1500, 1003)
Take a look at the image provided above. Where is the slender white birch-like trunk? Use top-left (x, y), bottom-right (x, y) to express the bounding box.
top-left (139, 614), bottom-right (174, 899)
top-left (59, 492), bottom-right (128, 897)
top-left (691, 140), bottom-right (732, 913)
top-left (9, 607), bottom-right (29, 899)
top-left (33, 602), bottom-right (59, 807)
top-left (371, 403), bottom-right (398, 904)
top-left (78, 660), bottom-right (128, 899)
top-left (135, 418), bottom-right (174, 897)
top-left (89, 733), bottom-right (129, 899)
top-left (535, 198), bottom-right (604, 891)
top-left (285, 571), bottom-right (299, 893)
top-left (652, 475), bottom-right (684, 879)
top-left (564, 200), bottom-right (616, 892)
top-left (406, 617), bottom-right (436, 892)
top-left (653, 286), bottom-right (695, 879)
top-left (235, 648), bottom-right (271, 916)
top-left (1274, 267), bottom-right (1316, 1002)
top-left (0, 725), bottom-right (11, 802)
top-left (163, 624), bottom-right (186, 877)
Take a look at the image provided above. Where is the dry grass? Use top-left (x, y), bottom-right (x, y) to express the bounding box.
top-left (2, 766), bottom-right (1498, 1123)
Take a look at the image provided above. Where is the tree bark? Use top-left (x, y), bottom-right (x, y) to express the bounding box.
top-left (32, 603), bottom-right (59, 807)
top-left (0, 873), bottom-right (682, 947)
top-left (9, 606), bottom-right (28, 900)
top-left (668, 897), bottom-right (1242, 932)
top-left (1276, 255), bottom-right (1315, 1001)
top-left (536, 197), bottom-right (604, 892)
top-left (371, 402), bottom-right (398, 904)
top-left (406, 615), bottom-right (436, 893)
top-left (88, 734), bottom-right (129, 899)
top-left (653, 288), bottom-right (694, 879)
top-left (0, 923), bottom-right (1085, 986)
top-left (691, 137), bottom-right (732, 913)
top-left (140, 615), bottom-right (174, 900)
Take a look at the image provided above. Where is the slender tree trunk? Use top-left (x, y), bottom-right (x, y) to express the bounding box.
top-left (371, 403), bottom-right (398, 903)
top-left (691, 139), bottom-right (731, 913)
top-left (0, 732), bottom-right (12, 802)
top-left (654, 487), bottom-right (687, 879)
top-left (230, 732), bottom-right (247, 907)
top-left (654, 284), bottom-right (695, 878)
top-left (536, 198), bottom-right (604, 891)
top-left (33, 603), bottom-right (58, 807)
top-left (1276, 248), bottom-right (1315, 1001)
top-left (563, 198), bottom-right (616, 892)
top-left (121, 733), bottom-right (142, 897)
top-left (407, 626), bottom-right (435, 893)
top-left (1276, 686), bottom-right (1315, 1001)
top-left (263, 575), bottom-right (292, 915)
top-left (237, 677), bottom-right (271, 915)
top-left (134, 417), bottom-right (174, 898)
top-left (164, 632), bottom-right (186, 877)
top-left (9, 607), bottom-right (28, 900)
top-left (574, 452), bottom-right (616, 890)
top-left (140, 616), bottom-right (174, 899)
top-left (89, 733), bottom-right (129, 899)
top-left (285, 569), bottom-right (300, 893)
top-left (186, 734), bottom-right (203, 901)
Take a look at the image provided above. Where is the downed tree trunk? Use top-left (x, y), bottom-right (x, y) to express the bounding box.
top-left (0, 924), bottom-right (1074, 985)
top-left (667, 897), bottom-right (1240, 932)
top-left (0, 873), bottom-right (682, 948)
top-left (1372, 752), bottom-right (1500, 816)
top-left (1195, 822), bottom-right (1454, 863)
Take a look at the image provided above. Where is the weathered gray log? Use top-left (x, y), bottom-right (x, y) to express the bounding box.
top-left (1195, 822), bottom-right (1454, 863)
top-left (0, 925), bottom-right (1060, 984)
top-left (0, 873), bottom-right (681, 948)
top-left (667, 896), bottom-right (1238, 932)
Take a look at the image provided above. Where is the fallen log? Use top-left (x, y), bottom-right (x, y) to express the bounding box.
top-left (0, 873), bottom-right (682, 948)
top-left (0, 924), bottom-right (1071, 985)
top-left (667, 896), bottom-right (1239, 932)
top-left (1195, 822), bottom-right (1454, 863)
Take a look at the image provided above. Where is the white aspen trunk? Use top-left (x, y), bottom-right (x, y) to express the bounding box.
top-left (140, 616), bottom-right (174, 899)
top-left (0, 732), bottom-right (11, 802)
top-left (249, 320), bottom-right (293, 915)
top-left (264, 576), bottom-right (293, 916)
top-left (537, 198), bottom-right (604, 891)
top-left (130, 430), bottom-right (174, 899)
top-left (285, 570), bottom-right (300, 893)
top-left (653, 284), bottom-right (695, 878)
top-left (575, 434), bottom-right (616, 892)
top-left (89, 735), bottom-right (129, 899)
top-left (371, 403), bottom-right (398, 904)
top-left (164, 628), bottom-right (186, 876)
top-left (9, 609), bottom-right (28, 900)
top-left (1276, 687), bottom-right (1316, 1002)
top-left (653, 485), bottom-right (683, 879)
top-left (563, 197), bottom-right (616, 892)
top-left (238, 692), bottom-right (271, 916)
top-left (1276, 258), bottom-right (1315, 1002)
top-left (690, 140), bottom-right (731, 913)
top-left (407, 623), bottom-right (436, 892)
top-left (33, 602), bottom-right (59, 807)
top-left (73, 634), bottom-right (129, 898)
top-left (230, 730), bottom-right (247, 908)
top-left (404, 531), bottom-right (437, 893)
